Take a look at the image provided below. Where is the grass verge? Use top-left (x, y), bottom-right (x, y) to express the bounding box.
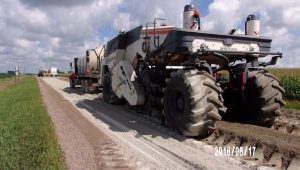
top-left (0, 76), bottom-right (64, 169)
top-left (284, 100), bottom-right (300, 112)
top-left (0, 76), bottom-right (25, 91)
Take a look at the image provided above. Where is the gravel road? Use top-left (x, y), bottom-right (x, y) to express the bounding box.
top-left (39, 77), bottom-right (260, 170)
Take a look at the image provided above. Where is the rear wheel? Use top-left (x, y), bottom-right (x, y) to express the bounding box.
top-left (245, 70), bottom-right (285, 126)
top-left (164, 70), bottom-right (224, 137)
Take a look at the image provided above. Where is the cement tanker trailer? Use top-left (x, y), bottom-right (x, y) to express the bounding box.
top-left (69, 46), bottom-right (105, 93)
top-left (99, 4), bottom-right (285, 138)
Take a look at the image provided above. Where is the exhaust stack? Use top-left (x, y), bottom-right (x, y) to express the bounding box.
top-left (183, 4), bottom-right (200, 30)
top-left (245, 14), bottom-right (260, 36)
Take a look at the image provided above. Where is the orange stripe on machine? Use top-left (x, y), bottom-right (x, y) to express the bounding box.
top-left (141, 28), bottom-right (172, 35)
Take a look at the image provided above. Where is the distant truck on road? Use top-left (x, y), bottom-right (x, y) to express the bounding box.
top-left (49, 67), bottom-right (58, 77)
top-left (37, 69), bottom-right (48, 77)
top-left (69, 46), bottom-right (105, 93)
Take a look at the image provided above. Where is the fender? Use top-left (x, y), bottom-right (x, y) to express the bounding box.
top-left (111, 60), bottom-right (145, 105)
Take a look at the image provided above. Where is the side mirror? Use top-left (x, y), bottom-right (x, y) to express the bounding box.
top-left (86, 50), bottom-right (90, 57)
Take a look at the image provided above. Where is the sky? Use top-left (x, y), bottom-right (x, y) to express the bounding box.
top-left (0, 0), bottom-right (299, 73)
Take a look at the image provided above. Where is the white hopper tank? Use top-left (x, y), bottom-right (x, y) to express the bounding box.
top-left (76, 47), bottom-right (104, 76)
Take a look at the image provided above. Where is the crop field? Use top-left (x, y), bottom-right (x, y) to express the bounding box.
top-left (0, 76), bottom-right (64, 169)
top-left (268, 68), bottom-right (300, 111)
top-left (268, 68), bottom-right (300, 99)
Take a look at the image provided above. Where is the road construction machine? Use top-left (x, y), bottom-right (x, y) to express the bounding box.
top-left (69, 46), bottom-right (105, 93)
top-left (99, 4), bottom-right (285, 137)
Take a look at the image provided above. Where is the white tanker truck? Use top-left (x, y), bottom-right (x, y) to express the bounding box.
top-left (73, 4), bottom-right (285, 138)
top-left (69, 46), bottom-right (105, 93)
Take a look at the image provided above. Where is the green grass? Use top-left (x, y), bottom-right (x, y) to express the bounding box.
top-left (268, 68), bottom-right (300, 101)
top-left (280, 76), bottom-right (300, 100)
top-left (268, 68), bottom-right (300, 111)
top-left (0, 76), bottom-right (64, 169)
top-left (0, 76), bottom-right (25, 91)
top-left (284, 100), bottom-right (300, 112)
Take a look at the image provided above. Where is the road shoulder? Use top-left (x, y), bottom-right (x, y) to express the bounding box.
top-left (38, 78), bottom-right (131, 170)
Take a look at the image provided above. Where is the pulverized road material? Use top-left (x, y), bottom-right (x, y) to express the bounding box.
top-left (39, 77), bottom-right (263, 169)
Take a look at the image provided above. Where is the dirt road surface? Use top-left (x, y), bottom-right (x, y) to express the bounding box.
top-left (39, 77), bottom-right (269, 170)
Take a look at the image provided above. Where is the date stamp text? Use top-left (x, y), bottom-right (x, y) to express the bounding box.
top-left (214, 146), bottom-right (256, 157)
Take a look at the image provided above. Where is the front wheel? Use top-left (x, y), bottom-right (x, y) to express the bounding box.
top-left (164, 70), bottom-right (224, 137)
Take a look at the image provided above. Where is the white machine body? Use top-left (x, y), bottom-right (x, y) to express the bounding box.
top-left (101, 26), bottom-right (173, 105)
top-left (192, 39), bottom-right (260, 53)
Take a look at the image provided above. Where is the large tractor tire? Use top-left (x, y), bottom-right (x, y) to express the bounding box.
top-left (245, 70), bottom-right (285, 126)
top-left (164, 70), bottom-right (224, 137)
top-left (102, 73), bottom-right (122, 104)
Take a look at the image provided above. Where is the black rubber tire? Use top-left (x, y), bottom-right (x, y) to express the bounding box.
top-left (245, 70), bottom-right (285, 126)
top-left (164, 70), bottom-right (224, 137)
top-left (102, 73), bottom-right (122, 104)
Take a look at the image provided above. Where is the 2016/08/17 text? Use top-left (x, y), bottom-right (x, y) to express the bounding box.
top-left (214, 146), bottom-right (256, 157)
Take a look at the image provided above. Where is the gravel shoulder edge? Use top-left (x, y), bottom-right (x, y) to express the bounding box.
top-left (38, 78), bottom-right (132, 169)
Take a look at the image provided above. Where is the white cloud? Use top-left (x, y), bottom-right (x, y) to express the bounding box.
top-left (113, 13), bottom-right (136, 31)
top-left (282, 7), bottom-right (300, 28)
top-left (0, 0), bottom-right (123, 72)
top-left (112, 0), bottom-right (192, 29)
top-left (202, 0), bottom-right (241, 32)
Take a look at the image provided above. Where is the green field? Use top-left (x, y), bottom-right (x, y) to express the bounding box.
top-left (268, 68), bottom-right (300, 101)
top-left (0, 76), bottom-right (64, 169)
top-left (268, 68), bottom-right (300, 111)
top-left (268, 68), bottom-right (300, 78)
